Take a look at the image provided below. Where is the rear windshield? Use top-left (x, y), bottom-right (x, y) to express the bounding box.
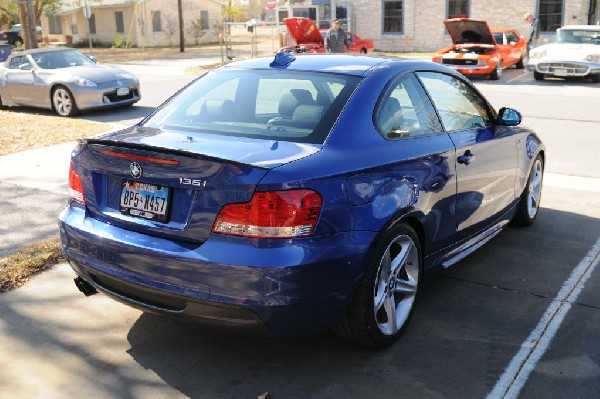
top-left (143, 69), bottom-right (361, 144)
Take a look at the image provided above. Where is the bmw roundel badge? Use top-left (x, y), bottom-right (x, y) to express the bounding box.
top-left (130, 162), bottom-right (142, 178)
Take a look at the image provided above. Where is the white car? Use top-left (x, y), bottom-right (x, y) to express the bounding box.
top-left (528, 25), bottom-right (600, 83)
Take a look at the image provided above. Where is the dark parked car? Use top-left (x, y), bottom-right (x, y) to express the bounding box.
top-left (0, 24), bottom-right (42, 47)
top-left (59, 53), bottom-right (544, 347)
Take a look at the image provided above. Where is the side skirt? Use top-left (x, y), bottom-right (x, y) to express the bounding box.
top-left (440, 219), bottom-right (508, 268)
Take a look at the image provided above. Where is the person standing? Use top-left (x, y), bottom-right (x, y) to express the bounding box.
top-left (325, 19), bottom-right (350, 53)
top-left (524, 12), bottom-right (541, 53)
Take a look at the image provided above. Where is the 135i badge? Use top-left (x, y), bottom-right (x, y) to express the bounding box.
top-left (179, 178), bottom-right (207, 187)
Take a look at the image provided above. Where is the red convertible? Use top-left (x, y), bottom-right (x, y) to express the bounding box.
top-left (432, 18), bottom-right (527, 80)
top-left (278, 17), bottom-right (374, 54)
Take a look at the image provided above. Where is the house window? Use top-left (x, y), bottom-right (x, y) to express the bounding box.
top-left (383, 0), bottom-right (403, 33)
top-left (152, 11), bottom-right (162, 32)
top-left (115, 11), bottom-right (125, 33)
top-left (48, 15), bottom-right (62, 34)
top-left (89, 14), bottom-right (96, 35)
top-left (71, 15), bottom-right (78, 35)
top-left (200, 11), bottom-right (209, 30)
top-left (538, 0), bottom-right (563, 32)
top-left (447, 0), bottom-right (469, 19)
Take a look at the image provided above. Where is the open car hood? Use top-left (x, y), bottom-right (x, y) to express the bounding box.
top-left (444, 18), bottom-right (495, 45)
top-left (284, 17), bottom-right (324, 45)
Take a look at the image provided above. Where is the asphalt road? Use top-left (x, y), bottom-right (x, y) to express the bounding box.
top-left (1, 63), bottom-right (599, 399)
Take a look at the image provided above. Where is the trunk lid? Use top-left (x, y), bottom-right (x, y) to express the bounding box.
top-left (75, 126), bottom-right (321, 243)
top-left (444, 18), bottom-right (495, 46)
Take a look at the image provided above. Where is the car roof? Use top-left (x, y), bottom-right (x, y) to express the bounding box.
top-left (220, 53), bottom-right (431, 77)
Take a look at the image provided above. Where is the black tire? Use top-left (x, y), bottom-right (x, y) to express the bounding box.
top-left (490, 60), bottom-right (503, 80)
top-left (335, 223), bottom-right (422, 347)
top-left (52, 85), bottom-right (79, 117)
top-left (360, 48), bottom-right (367, 54)
top-left (533, 71), bottom-right (545, 81)
top-left (13, 37), bottom-right (23, 48)
top-left (512, 154), bottom-right (543, 227)
top-left (590, 74), bottom-right (600, 83)
top-left (515, 54), bottom-right (525, 69)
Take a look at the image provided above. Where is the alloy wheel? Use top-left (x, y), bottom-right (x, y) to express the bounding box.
top-left (373, 234), bottom-right (419, 336)
top-left (53, 88), bottom-right (73, 116)
top-left (527, 158), bottom-right (543, 218)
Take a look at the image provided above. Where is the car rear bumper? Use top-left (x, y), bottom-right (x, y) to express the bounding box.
top-left (59, 204), bottom-right (376, 336)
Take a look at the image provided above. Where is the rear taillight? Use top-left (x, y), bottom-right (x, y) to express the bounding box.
top-left (68, 161), bottom-right (86, 204)
top-left (213, 189), bottom-right (322, 238)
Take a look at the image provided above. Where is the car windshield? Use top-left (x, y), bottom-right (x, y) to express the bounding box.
top-left (32, 50), bottom-right (95, 69)
top-left (143, 69), bottom-right (361, 144)
top-left (555, 29), bottom-right (600, 45)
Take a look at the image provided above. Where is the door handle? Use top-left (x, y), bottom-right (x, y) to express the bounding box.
top-left (457, 150), bottom-right (475, 165)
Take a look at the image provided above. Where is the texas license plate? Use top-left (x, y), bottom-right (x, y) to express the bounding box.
top-left (120, 181), bottom-right (170, 222)
top-left (117, 87), bottom-right (130, 96)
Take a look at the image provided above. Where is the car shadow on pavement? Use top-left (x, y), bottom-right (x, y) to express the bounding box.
top-left (0, 105), bottom-right (154, 125)
top-left (123, 206), bottom-right (600, 399)
top-left (1, 203), bottom-right (598, 398)
top-left (81, 105), bottom-right (155, 125)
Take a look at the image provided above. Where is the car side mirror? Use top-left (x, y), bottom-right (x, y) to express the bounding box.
top-left (89, 56), bottom-right (97, 63)
top-left (497, 107), bottom-right (522, 126)
top-left (18, 62), bottom-right (32, 71)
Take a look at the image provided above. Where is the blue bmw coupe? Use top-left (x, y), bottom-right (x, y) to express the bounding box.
top-left (59, 53), bottom-right (544, 347)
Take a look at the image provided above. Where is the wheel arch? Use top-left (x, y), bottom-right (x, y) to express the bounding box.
top-left (385, 213), bottom-right (426, 260)
top-left (49, 83), bottom-right (73, 109)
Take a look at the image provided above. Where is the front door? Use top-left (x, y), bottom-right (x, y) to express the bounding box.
top-left (5, 55), bottom-right (45, 107)
top-left (417, 71), bottom-right (518, 240)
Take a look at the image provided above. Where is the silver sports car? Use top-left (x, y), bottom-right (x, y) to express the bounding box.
top-left (0, 48), bottom-right (140, 116)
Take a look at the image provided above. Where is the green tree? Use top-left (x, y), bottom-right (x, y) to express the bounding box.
top-left (223, 0), bottom-right (246, 23)
top-left (186, 18), bottom-right (206, 45)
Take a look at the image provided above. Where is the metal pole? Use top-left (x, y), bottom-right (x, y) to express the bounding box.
top-left (178, 0), bottom-right (184, 52)
top-left (84, 0), bottom-right (92, 51)
top-left (331, 0), bottom-right (336, 25)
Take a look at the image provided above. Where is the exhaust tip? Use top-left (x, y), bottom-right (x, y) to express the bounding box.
top-left (74, 276), bottom-right (98, 297)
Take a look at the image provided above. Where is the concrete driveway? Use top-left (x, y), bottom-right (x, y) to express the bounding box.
top-left (1, 60), bottom-right (599, 399)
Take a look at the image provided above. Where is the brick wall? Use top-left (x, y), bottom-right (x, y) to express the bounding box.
top-left (348, 0), bottom-right (594, 52)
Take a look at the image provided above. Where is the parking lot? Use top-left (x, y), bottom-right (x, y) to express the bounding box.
top-left (1, 62), bottom-right (599, 399)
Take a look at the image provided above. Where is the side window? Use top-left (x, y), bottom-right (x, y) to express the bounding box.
top-left (416, 72), bottom-right (493, 132)
top-left (375, 73), bottom-right (443, 139)
top-left (506, 31), bottom-right (519, 44)
top-left (493, 32), bottom-right (505, 45)
top-left (9, 56), bottom-right (28, 69)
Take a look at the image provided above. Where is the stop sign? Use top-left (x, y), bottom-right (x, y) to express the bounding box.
top-left (266, 0), bottom-right (277, 10)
